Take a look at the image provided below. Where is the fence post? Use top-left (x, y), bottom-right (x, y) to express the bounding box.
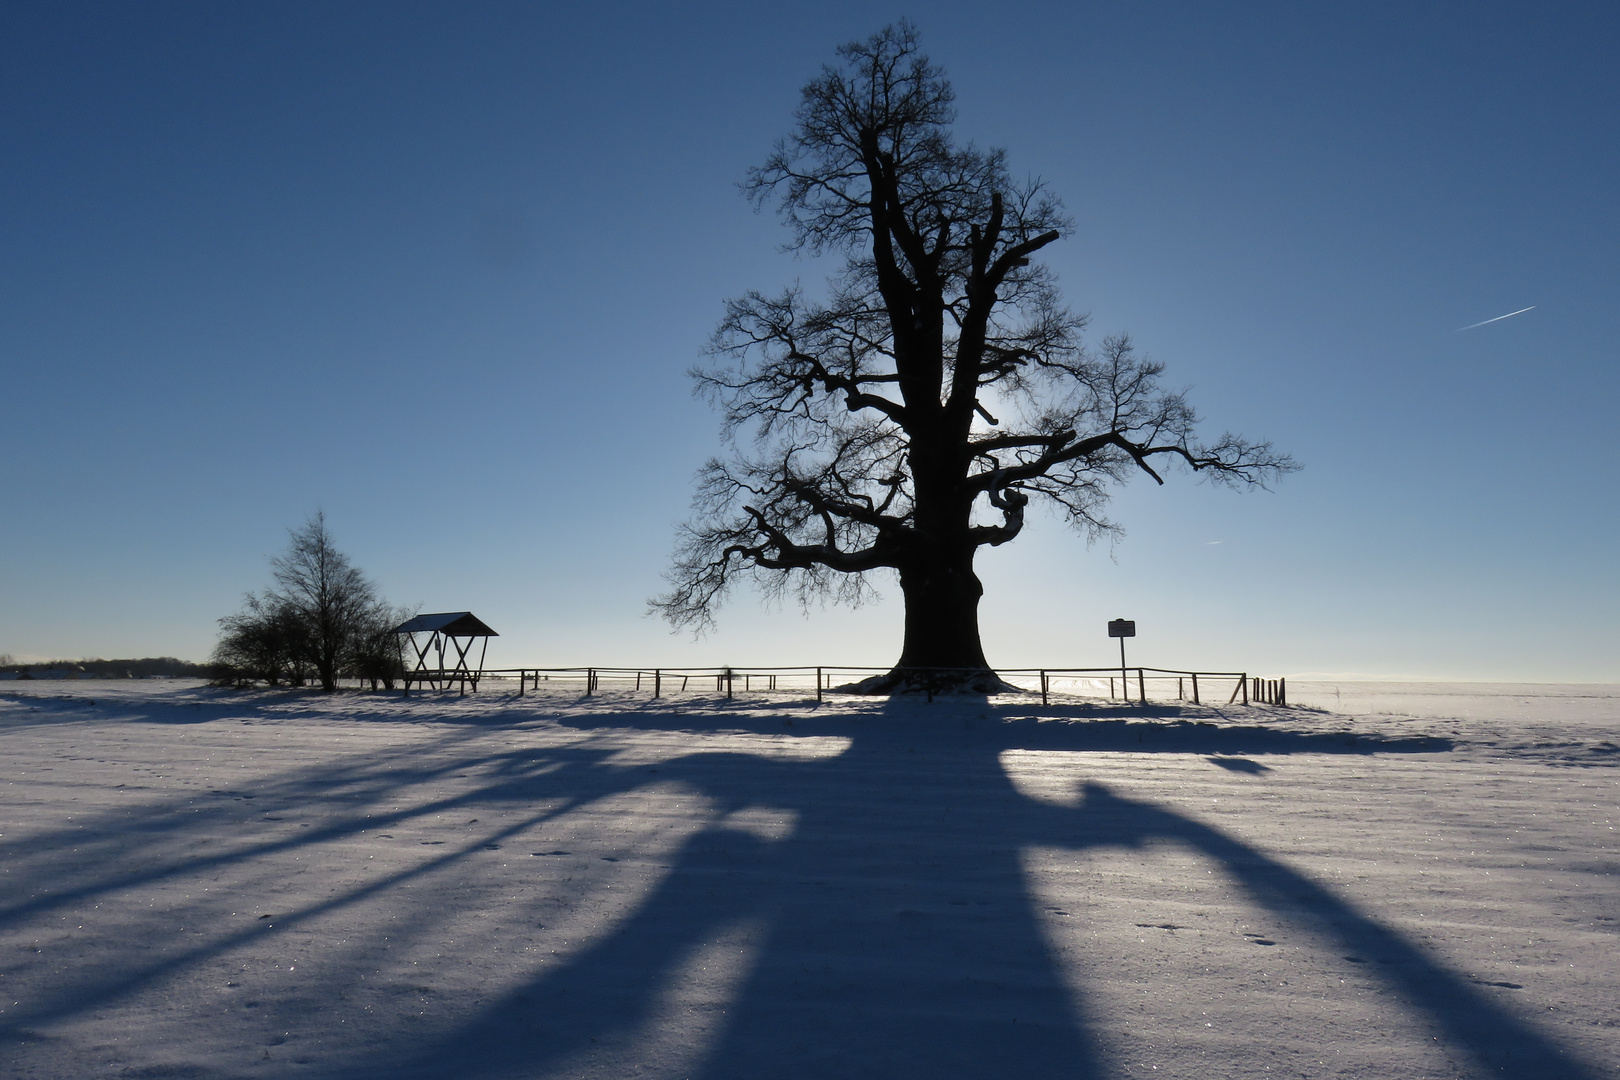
top-left (1279, 677), bottom-right (1287, 707)
top-left (1040, 670), bottom-right (1048, 706)
top-left (816, 667), bottom-right (823, 703)
top-left (518, 669), bottom-right (525, 697)
top-left (1191, 672), bottom-right (1199, 705)
top-left (585, 668), bottom-right (594, 696)
top-left (653, 669), bottom-right (661, 698)
top-left (1138, 668), bottom-right (1146, 703)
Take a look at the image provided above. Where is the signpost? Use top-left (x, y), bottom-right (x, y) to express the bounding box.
top-left (1108, 619), bottom-right (1135, 701)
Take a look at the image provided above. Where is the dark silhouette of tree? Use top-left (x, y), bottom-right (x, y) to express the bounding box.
top-left (12, 656), bottom-right (214, 679)
top-left (213, 513), bottom-right (396, 691)
top-left (352, 603), bottom-right (414, 690)
top-left (212, 592), bottom-right (310, 686)
top-left (655, 24), bottom-right (1294, 692)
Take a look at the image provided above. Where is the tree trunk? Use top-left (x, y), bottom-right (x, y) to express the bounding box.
top-left (316, 651), bottom-right (338, 692)
top-left (894, 554), bottom-right (990, 671)
top-left (847, 546), bottom-right (1013, 695)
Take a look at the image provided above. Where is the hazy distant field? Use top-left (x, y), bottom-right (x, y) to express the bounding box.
top-left (1, 680), bottom-right (1613, 1079)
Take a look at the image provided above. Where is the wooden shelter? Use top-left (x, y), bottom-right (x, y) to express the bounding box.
top-left (394, 612), bottom-right (498, 694)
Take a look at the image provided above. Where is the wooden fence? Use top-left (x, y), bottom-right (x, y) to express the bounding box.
top-left (404, 665), bottom-right (1289, 707)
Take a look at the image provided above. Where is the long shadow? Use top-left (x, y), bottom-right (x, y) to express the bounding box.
top-left (560, 693), bottom-right (1451, 754)
top-left (0, 695), bottom-right (1596, 1078)
top-left (342, 701), bottom-right (1587, 1080)
top-left (1044, 784), bottom-right (1592, 1076)
top-left (0, 725), bottom-right (642, 1041)
top-left (368, 732), bottom-right (1098, 1079)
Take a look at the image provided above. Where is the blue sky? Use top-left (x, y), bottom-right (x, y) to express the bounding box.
top-left (3, 2), bottom-right (1615, 680)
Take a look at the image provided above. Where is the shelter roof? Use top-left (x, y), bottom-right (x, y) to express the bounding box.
top-left (392, 612), bottom-right (498, 637)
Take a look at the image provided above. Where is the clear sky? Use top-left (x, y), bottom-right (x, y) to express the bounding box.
top-left (3, 2), bottom-right (1615, 680)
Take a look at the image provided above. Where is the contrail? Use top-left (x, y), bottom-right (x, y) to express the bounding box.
top-left (1457, 305), bottom-right (1535, 331)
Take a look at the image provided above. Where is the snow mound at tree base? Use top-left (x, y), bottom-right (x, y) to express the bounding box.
top-left (837, 667), bottom-right (1025, 696)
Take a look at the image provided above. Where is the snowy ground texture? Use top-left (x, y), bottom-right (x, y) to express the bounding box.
top-left (1, 679), bottom-right (1615, 1079)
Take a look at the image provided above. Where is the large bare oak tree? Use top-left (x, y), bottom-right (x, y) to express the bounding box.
top-left (655, 24), bottom-right (1293, 692)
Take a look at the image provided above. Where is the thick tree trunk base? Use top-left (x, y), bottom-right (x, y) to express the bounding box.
top-left (836, 667), bottom-right (1024, 698)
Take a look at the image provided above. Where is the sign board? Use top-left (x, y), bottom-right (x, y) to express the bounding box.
top-left (1107, 619), bottom-right (1136, 638)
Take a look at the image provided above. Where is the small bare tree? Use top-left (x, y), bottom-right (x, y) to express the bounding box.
top-left (266, 513), bottom-right (383, 691)
top-left (654, 24), bottom-right (1293, 692)
top-left (214, 513), bottom-right (393, 691)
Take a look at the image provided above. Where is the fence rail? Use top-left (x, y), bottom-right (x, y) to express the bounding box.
top-left (390, 665), bottom-right (1285, 707)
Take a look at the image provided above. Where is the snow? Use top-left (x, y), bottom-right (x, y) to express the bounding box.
top-left (0, 680), bottom-right (1614, 1078)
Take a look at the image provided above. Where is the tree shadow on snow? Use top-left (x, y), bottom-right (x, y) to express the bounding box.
top-left (340, 699), bottom-right (1584, 1080)
top-left (0, 695), bottom-right (1596, 1079)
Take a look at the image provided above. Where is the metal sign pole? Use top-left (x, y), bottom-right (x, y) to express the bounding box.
top-left (1107, 618), bottom-right (1136, 703)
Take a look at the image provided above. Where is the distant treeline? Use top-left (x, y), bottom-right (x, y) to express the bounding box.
top-left (0, 657), bottom-right (210, 679)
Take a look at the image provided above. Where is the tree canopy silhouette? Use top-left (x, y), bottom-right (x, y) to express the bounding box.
top-left (656, 23), bottom-right (1293, 691)
top-left (213, 513), bottom-right (406, 691)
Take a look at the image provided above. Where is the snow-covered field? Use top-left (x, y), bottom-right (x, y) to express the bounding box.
top-left (1, 679), bottom-right (1614, 1079)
